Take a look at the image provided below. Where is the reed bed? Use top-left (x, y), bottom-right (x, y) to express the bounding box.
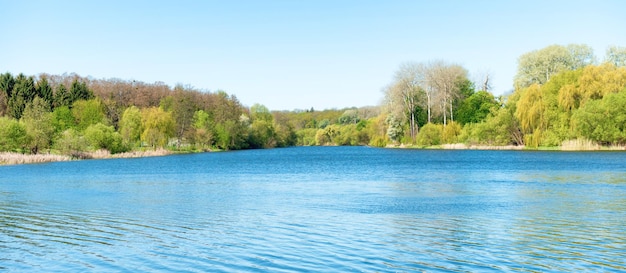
top-left (0, 153), bottom-right (72, 165)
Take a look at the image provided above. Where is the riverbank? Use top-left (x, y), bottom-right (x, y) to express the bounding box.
top-left (0, 149), bottom-right (174, 166)
top-left (387, 142), bottom-right (626, 151)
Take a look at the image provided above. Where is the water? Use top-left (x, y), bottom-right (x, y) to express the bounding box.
top-left (1, 146), bottom-right (625, 272)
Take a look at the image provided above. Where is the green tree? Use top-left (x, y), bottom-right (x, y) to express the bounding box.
top-left (9, 73), bottom-right (36, 119)
top-left (69, 79), bottom-right (93, 103)
top-left (416, 123), bottom-right (443, 146)
top-left (250, 103), bottom-right (273, 122)
top-left (72, 99), bottom-right (107, 131)
top-left (54, 129), bottom-right (88, 156)
top-left (191, 109), bottom-right (214, 149)
top-left (119, 106), bottom-right (142, 146)
top-left (141, 107), bottom-right (174, 148)
top-left (0, 72), bottom-right (15, 116)
top-left (0, 117), bottom-right (30, 152)
top-left (36, 76), bottom-right (54, 108)
top-left (54, 83), bottom-right (71, 108)
top-left (21, 97), bottom-right (54, 154)
top-left (84, 123), bottom-right (127, 153)
top-left (455, 90), bottom-right (499, 124)
top-left (572, 90), bottom-right (626, 145)
top-left (51, 106), bottom-right (76, 133)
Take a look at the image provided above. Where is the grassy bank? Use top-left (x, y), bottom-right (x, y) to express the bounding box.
top-left (0, 153), bottom-right (72, 165)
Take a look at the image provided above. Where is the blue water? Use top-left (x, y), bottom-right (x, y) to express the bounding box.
top-left (1, 146), bottom-right (625, 272)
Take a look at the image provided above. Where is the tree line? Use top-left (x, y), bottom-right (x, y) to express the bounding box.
top-left (1, 44), bottom-right (625, 157)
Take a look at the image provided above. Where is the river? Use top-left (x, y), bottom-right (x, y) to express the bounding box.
top-left (1, 146), bottom-right (625, 272)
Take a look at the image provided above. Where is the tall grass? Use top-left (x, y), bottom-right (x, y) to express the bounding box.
top-left (561, 139), bottom-right (600, 151)
top-left (0, 153), bottom-right (71, 165)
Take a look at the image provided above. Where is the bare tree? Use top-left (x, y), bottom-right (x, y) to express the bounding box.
top-left (426, 60), bottom-right (468, 126)
top-left (384, 62), bottom-right (426, 140)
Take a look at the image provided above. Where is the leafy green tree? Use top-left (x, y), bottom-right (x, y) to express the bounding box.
top-left (51, 106), bottom-right (76, 133)
top-left (84, 123), bottom-right (127, 153)
top-left (72, 99), bottom-right (107, 131)
top-left (250, 103), bottom-right (273, 122)
top-left (161, 88), bottom-right (198, 147)
top-left (141, 107), bottom-right (174, 148)
top-left (455, 90), bottom-right (499, 124)
top-left (69, 79), bottom-right (93, 103)
top-left (21, 97), bottom-right (54, 154)
top-left (36, 76), bottom-right (54, 108)
top-left (0, 117), bottom-right (30, 152)
top-left (191, 109), bottom-right (214, 149)
top-left (9, 74), bottom-right (36, 119)
top-left (54, 83), bottom-right (71, 108)
top-left (572, 89), bottom-right (626, 145)
top-left (0, 72), bottom-right (15, 116)
top-left (119, 106), bottom-right (142, 146)
top-left (54, 129), bottom-right (88, 156)
top-left (338, 109), bottom-right (360, 124)
top-left (248, 119), bottom-right (275, 148)
top-left (416, 123), bottom-right (442, 146)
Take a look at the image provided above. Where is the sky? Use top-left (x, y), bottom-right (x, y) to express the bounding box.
top-left (1, 0), bottom-right (625, 111)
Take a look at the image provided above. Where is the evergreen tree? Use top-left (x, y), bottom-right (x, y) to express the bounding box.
top-left (36, 76), bottom-right (54, 108)
top-left (54, 83), bottom-right (71, 108)
top-left (69, 79), bottom-right (93, 103)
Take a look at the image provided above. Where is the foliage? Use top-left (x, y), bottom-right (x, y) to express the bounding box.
top-left (416, 123), bottom-right (442, 146)
top-left (72, 99), bottom-right (107, 131)
top-left (572, 89), bottom-right (626, 145)
top-left (21, 97), bottom-right (54, 154)
top-left (0, 117), bottom-right (30, 152)
top-left (119, 106), bottom-right (142, 146)
top-left (141, 107), bottom-right (174, 148)
top-left (84, 123), bottom-right (127, 153)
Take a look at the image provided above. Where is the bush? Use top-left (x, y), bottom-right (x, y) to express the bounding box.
top-left (416, 123), bottom-right (443, 146)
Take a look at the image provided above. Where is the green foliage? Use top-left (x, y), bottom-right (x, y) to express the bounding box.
top-left (54, 129), bottom-right (88, 155)
top-left (84, 123), bottom-right (127, 153)
top-left (69, 79), bottom-right (94, 103)
top-left (296, 128), bottom-right (318, 146)
top-left (0, 117), bottom-right (30, 152)
top-left (572, 89), bottom-right (626, 144)
top-left (36, 77), bottom-right (54, 108)
top-left (54, 84), bottom-right (71, 108)
top-left (248, 119), bottom-right (275, 148)
top-left (119, 106), bottom-right (142, 146)
top-left (442, 121), bottom-right (461, 144)
top-left (141, 107), bottom-right (174, 148)
top-left (250, 103), bottom-right (273, 122)
top-left (9, 74), bottom-right (36, 119)
top-left (455, 90), bottom-right (499, 124)
top-left (515, 44), bottom-right (595, 89)
top-left (72, 99), bottom-right (107, 131)
top-left (21, 97), bottom-right (54, 154)
top-left (338, 109), bottom-right (360, 124)
top-left (416, 123), bottom-right (442, 146)
top-left (51, 106), bottom-right (76, 133)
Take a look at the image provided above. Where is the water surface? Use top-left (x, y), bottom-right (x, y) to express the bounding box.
top-left (1, 147), bottom-right (625, 272)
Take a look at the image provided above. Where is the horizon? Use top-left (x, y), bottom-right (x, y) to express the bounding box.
top-left (2, 0), bottom-right (625, 111)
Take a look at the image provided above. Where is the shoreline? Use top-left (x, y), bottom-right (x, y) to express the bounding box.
top-left (3, 144), bottom-right (625, 166)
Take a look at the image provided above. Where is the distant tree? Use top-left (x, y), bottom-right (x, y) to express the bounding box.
top-left (9, 74), bottom-right (36, 119)
top-left (384, 62), bottom-right (426, 140)
top-left (141, 107), bottom-right (174, 148)
top-left (514, 44), bottom-right (595, 89)
top-left (456, 90), bottom-right (499, 124)
top-left (51, 106), bottom-right (76, 133)
top-left (21, 97), bottom-right (54, 154)
top-left (54, 83), bottom-right (71, 108)
top-left (0, 73), bottom-right (15, 115)
top-left (84, 123), bottom-right (126, 153)
top-left (69, 79), bottom-right (93, 103)
top-left (36, 76), bottom-right (54, 107)
top-left (191, 109), bottom-right (214, 149)
top-left (119, 106), bottom-right (142, 146)
top-left (0, 116), bottom-right (30, 152)
top-left (338, 109), bottom-right (360, 124)
top-left (605, 46), bottom-right (626, 67)
top-left (72, 99), bottom-right (107, 131)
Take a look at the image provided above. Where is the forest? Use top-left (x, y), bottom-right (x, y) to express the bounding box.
top-left (1, 44), bottom-right (626, 159)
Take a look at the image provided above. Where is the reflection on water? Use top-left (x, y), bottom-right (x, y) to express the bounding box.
top-left (1, 147), bottom-right (625, 272)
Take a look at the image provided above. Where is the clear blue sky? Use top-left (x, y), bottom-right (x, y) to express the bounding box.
top-left (2, 0), bottom-right (625, 110)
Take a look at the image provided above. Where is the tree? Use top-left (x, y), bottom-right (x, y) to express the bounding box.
top-left (54, 83), bottom-right (72, 108)
top-left (456, 90), bottom-right (499, 124)
top-left (0, 72), bottom-right (15, 116)
top-left (9, 73), bottom-right (36, 119)
top-left (69, 78), bottom-right (93, 103)
top-left (72, 99), bottom-right (107, 131)
top-left (514, 44), bottom-right (595, 89)
top-left (250, 103), bottom-right (273, 122)
top-left (36, 76), bottom-right (54, 108)
top-left (51, 106), bottom-right (76, 133)
top-left (572, 89), bottom-right (626, 145)
top-left (605, 46), bottom-right (626, 67)
top-left (191, 109), bottom-right (214, 149)
top-left (119, 106), bottom-right (142, 146)
top-left (0, 117), bottom-right (30, 152)
top-left (84, 123), bottom-right (126, 153)
top-left (427, 61), bottom-right (468, 125)
top-left (141, 107), bottom-right (174, 148)
top-left (384, 62), bottom-right (426, 141)
top-left (21, 97), bottom-right (54, 154)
